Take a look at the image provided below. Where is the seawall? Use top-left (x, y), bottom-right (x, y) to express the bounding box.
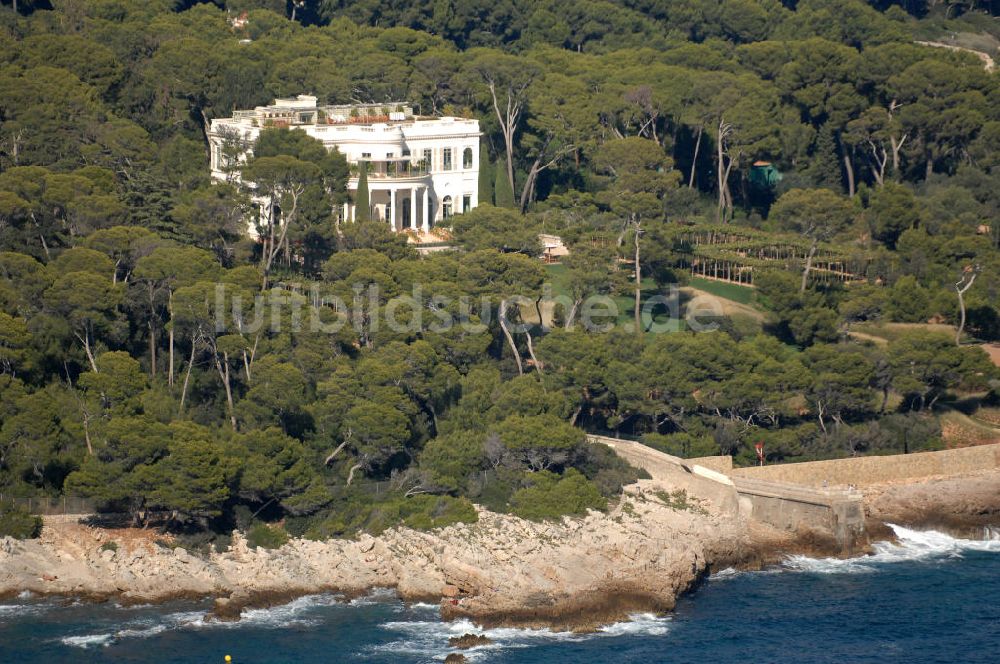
top-left (729, 443), bottom-right (1000, 488)
top-left (591, 437), bottom-right (865, 550)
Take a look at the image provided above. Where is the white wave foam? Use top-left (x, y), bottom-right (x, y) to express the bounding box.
top-left (113, 602), bottom-right (154, 610)
top-left (59, 593), bottom-right (346, 648)
top-left (348, 587), bottom-right (398, 606)
top-left (784, 523), bottom-right (1000, 574)
top-left (237, 593), bottom-right (342, 627)
top-left (61, 633), bottom-right (115, 648)
top-left (17, 590), bottom-right (33, 599)
top-left (710, 567), bottom-right (740, 580)
top-left (0, 602), bottom-right (52, 618)
top-left (599, 613), bottom-right (671, 636)
top-left (372, 611), bottom-right (670, 661)
top-left (115, 624), bottom-right (169, 640)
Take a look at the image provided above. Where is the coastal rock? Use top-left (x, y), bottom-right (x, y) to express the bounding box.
top-left (205, 597), bottom-right (241, 622)
top-left (448, 633), bottom-right (491, 649)
top-left (13, 466), bottom-right (963, 629)
top-left (443, 655), bottom-right (467, 663)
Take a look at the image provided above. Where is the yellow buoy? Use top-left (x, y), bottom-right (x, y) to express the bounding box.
top-left (225, 657), bottom-right (232, 663)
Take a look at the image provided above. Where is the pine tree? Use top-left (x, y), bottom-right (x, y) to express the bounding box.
top-left (355, 163), bottom-right (370, 222)
top-left (494, 157), bottom-right (514, 208)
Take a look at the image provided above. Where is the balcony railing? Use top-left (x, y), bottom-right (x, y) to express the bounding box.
top-left (354, 158), bottom-right (430, 179)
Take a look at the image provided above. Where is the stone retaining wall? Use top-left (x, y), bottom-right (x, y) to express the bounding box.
top-left (730, 443), bottom-right (1000, 488)
top-left (686, 456), bottom-right (733, 474)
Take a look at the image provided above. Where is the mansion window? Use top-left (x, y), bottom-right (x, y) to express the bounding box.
top-left (442, 195), bottom-right (453, 219)
top-left (361, 152), bottom-right (371, 159)
top-left (463, 147), bottom-right (473, 169)
top-left (443, 148), bottom-right (452, 171)
top-left (462, 194), bottom-right (471, 213)
top-left (422, 148), bottom-right (432, 169)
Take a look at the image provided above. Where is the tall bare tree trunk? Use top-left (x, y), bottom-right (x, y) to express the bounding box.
top-left (800, 239), bottom-right (818, 293)
top-left (214, 350), bottom-right (237, 430)
top-left (148, 322), bottom-right (157, 378)
top-left (84, 423), bottom-right (93, 456)
top-left (76, 332), bottom-right (98, 373)
top-left (716, 125), bottom-right (726, 223)
top-left (633, 222), bottom-right (642, 334)
top-left (524, 329), bottom-right (543, 375)
top-left (688, 126), bottom-right (702, 188)
top-left (889, 133), bottom-right (907, 181)
top-left (565, 299), bottom-right (581, 330)
top-left (955, 268), bottom-right (978, 346)
top-left (168, 290), bottom-right (175, 387)
top-left (346, 463), bottom-right (362, 486)
top-left (498, 299), bottom-right (523, 376)
top-left (178, 342), bottom-right (196, 415)
top-left (841, 146), bottom-right (856, 197)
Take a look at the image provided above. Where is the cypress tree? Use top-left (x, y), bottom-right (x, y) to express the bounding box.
top-left (811, 124), bottom-right (843, 192)
top-left (355, 163), bottom-right (370, 222)
top-left (478, 140), bottom-right (494, 205)
top-left (494, 157), bottom-right (515, 208)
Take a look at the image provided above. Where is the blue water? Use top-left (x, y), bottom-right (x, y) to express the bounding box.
top-left (1, 526), bottom-right (998, 663)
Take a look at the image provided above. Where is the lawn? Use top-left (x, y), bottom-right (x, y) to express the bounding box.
top-left (543, 264), bottom-right (687, 332)
top-left (687, 277), bottom-right (756, 305)
top-left (850, 322), bottom-right (960, 344)
top-left (541, 265), bottom-right (771, 333)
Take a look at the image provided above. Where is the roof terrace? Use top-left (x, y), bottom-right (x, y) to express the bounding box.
top-left (229, 95), bottom-right (417, 128)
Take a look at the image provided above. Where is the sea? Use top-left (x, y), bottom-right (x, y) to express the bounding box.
top-left (1, 524), bottom-right (998, 664)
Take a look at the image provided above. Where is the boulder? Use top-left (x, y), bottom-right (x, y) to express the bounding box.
top-left (204, 596), bottom-right (241, 622)
top-left (444, 655), bottom-right (467, 663)
top-left (447, 633), bottom-right (491, 649)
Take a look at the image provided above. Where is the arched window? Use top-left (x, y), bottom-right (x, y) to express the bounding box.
top-left (463, 147), bottom-right (473, 169)
top-left (442, 195), bottom-right (453, 219)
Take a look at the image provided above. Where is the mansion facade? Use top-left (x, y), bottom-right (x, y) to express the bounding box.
top-left (209, 95), bottom-right (482, 232)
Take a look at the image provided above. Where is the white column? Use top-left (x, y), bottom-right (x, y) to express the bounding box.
top-left (409, 187), bottom-right (417, 231)
top-left (388, 186), bottom-right (397, 231)
top-left (342, 202), bottom-right (349, 223)
top-left (422, 187), bottom-right (431, 233)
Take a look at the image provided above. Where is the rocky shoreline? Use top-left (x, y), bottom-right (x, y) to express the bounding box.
top-left (2, 471), bottom-right (999, 630)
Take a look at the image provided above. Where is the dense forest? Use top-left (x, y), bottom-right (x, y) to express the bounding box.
top-left (1, 0), bottom-right (998, 544)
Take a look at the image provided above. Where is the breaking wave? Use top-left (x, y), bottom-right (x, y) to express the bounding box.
top-left (0, 600), bottom-right (54, 618)
top-left (371, 612), bottom-right (671, 661)
top-left (61, 633), bottom-right (116, 648)
top-left (784, 523), bottom-right (1000, 574)
top-left (60, 593), bottom-right (345, 648)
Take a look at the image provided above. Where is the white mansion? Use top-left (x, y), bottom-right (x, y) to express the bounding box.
top-left (209, 95), bottom-right (482, 232)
